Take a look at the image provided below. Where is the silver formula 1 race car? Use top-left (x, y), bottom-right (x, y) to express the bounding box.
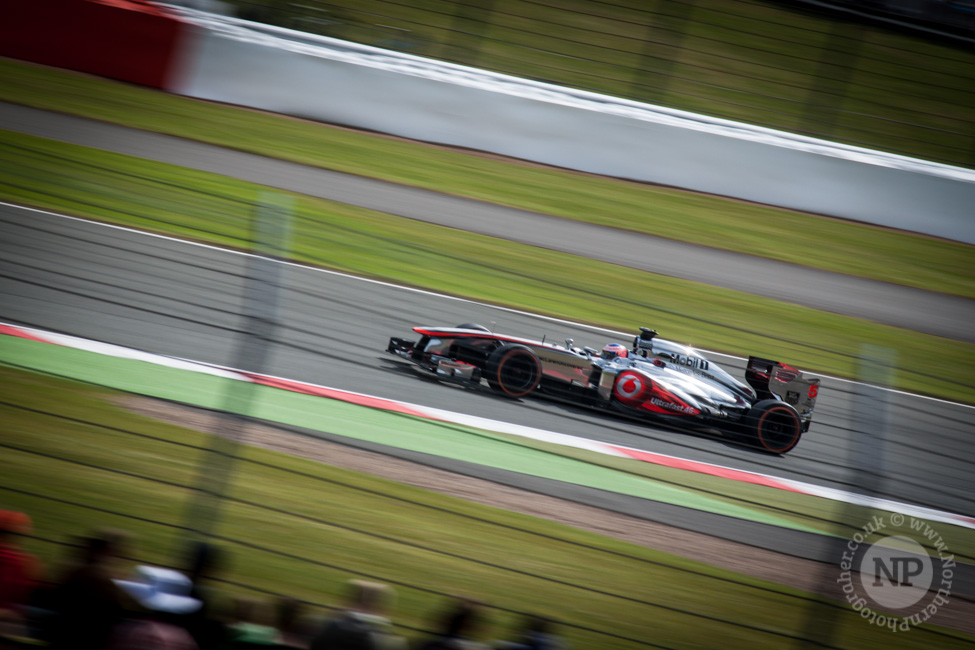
top-left (387, 324), bottom-right (820, 454)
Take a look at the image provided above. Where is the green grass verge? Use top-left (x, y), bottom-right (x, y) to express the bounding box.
top-left (484, 430), bottom-right (975, 563)
top-left (1, 58), bottom-right (972, 299)
top-left (3, 365), bottom-right (973, 649)
top-left (0, 334), bottom-right (839, 536)
top-left (3, 326), bottom-right (968, 564)
top-left (1, 128), bottom-right (972, 403)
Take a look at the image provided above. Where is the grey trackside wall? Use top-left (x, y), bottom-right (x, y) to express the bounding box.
top-left (170, 9), bottom-right (975, 244)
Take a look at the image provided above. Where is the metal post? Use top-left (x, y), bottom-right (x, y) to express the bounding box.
top-left (439, 0), bottom-right (495, 67)
top-left (631, 0), bottom-right (696, 105)
top-left (181, 193), bottom-right (293, 541)
top-left (798, 344), bottom-right (895, 648)
top-left (801, 19), bottom-right (863, 140)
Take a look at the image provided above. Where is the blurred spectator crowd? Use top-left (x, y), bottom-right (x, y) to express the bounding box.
top-left (0, 510), bottom-right (566, 650)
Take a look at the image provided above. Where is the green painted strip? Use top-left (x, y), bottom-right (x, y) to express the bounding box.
top-left (1, 335), bottom-right (824, 533)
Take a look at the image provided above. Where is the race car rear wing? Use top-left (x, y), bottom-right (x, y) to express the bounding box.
top-left (745, 356), bottom-right (820, 423)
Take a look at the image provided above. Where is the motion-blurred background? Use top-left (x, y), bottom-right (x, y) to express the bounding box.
top-left (223, 0), bottom-right (975, 166)
top-left (0, 1), bottom-right (973, 649)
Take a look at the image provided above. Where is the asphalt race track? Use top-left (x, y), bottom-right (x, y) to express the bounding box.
top-left (3, 101), bottom-right (974, 343)
top-left (2, 205), bottom-right (972, 523)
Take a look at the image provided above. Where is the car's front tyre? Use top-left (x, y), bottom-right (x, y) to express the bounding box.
top-left (485, 343), bottom-right (541, 398)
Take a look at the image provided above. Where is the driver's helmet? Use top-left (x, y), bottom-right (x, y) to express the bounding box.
top-left (601, 343), bottom-right (629, 360)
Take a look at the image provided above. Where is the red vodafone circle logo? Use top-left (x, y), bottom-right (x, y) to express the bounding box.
top-left (614, 371), bottom-right (649, 406)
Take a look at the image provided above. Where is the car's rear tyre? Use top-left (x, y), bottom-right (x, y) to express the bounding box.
top-left (745, 399), bottom-right (802, 454)
top-left (455, 323), bottom-right (491, 332)
top-left (485, 343), bottom-right (541, 397)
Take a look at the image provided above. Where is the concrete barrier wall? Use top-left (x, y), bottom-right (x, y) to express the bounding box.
top-left (169, 11), bottom-right (975, 244)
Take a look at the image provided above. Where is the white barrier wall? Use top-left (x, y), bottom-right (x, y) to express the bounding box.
top-left (171, 10), bottom-right (975, 244)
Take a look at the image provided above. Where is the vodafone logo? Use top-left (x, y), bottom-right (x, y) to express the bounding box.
top-left (614, 371), bottom-right (649, 406)
top-left (618, 375), bottom-right (642, 397)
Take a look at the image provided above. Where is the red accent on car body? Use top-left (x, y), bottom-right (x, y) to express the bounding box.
top-left (773, 364), bottom-right (800, 383)
top-left (642, 381), bottom-right (700, 416)
top-left (612, 370), bottom-right (700, 416)
top-left (413, 327), bottom-right (585, 360)
top-left (414, 327), bottom-right (536, 347)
